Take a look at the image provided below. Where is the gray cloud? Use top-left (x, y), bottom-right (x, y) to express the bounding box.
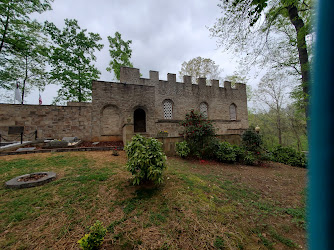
top-left (21, 0), bottom-right (240, 104)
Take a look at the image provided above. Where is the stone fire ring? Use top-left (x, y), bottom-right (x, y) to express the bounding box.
top-left (5, 172), bottom-right (57, 189)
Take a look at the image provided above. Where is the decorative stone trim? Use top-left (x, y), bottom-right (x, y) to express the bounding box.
top-left (0, 146), bottom-right (123, 156)
top-left (5, 172), bottom-right (57, 189)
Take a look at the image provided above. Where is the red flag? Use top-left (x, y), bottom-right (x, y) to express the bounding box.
top-left (39, 93), bottom-right (42, 105)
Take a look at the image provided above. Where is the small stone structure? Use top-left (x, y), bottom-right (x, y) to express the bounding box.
top-left (0, 67), bottom-right (248, 152)
top-left (5, 172), bottom-right (57, 189)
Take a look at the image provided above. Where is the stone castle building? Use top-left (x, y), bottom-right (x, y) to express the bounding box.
top-left (0, 67), bottom-right (248, 150)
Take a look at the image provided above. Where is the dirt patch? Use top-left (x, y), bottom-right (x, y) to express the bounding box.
top-left (174, 157), bottom-right (307, 206)
top-left (17, 173), bottom-right (47, 182)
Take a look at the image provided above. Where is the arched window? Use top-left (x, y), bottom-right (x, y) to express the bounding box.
top-left (163, 99), bottom-right (173, 119)
top-left (199, 102), bottom-right (208, 118)
top-left (229, 103), bottom-right (237, 120)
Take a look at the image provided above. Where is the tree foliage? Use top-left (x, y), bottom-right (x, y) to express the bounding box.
top-left (255, 71), bottom-right (292, 144)
top-left (249, 104), bottom-right (307, 151)
top-left (0, 0), bottom-right (52, 91)
top-left (44, 19), bottom-right (103, 103)
top-left (179, 56), bottom-right (223, 84)
top-left (0, 21), bottom-right (49, 103)
top-left (210, 0), bottom-right (313, 117)
top-left (180, 110), bottom-right (216, 158)
top-left (106, 31), bottom-right (133, 81)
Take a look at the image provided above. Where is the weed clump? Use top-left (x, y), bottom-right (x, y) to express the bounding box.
top-left (78, 220), bottom-right (107, 250)
top-left (175, 141), bottom-right (190, 158)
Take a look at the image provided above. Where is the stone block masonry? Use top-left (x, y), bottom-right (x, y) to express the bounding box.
top-left (0, 103), bottom-right (92, 141)
top-left (0, 67), bottom-right (248, 145)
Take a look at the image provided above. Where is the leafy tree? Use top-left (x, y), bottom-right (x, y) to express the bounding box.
top-left (0, 21), bottom-right (49, 103)
top-left (0, 0), bottom-right (53, 90)
top-left (44, 19), bottom-right (104, 103)
top-left (285, 104), bottom-right (307, 151)
top-left (210, 0), bottom-right (312, 118)
top-left (256, 71), bottom-right (291, 145)
top-left (106, 31), bottom-right (133, 81)
top-left (248, 106), bottom-right (307, 151)
top-left (179, 56), bottom-right (223, 84)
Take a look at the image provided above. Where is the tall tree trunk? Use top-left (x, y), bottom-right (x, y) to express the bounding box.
top-left (78, 69), bottom-right (82, 102)
top-left (287, 4), bottom-right (310, 120)
top-left (0, 4), bottom-right (10, 54)
top-left (277, 112), bottom-right (282, 145)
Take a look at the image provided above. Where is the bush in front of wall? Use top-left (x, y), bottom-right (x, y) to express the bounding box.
top-left (241, 126), bottom-right (263, 152)
top-left (179, 109), bottom-right (216, 158)
top-left (232, 144), bottom-right (245, 163)
top-left (242, 151), bottom-right (257, 166)
top-left (175, 141), bottom-right (190, 158)
top-left (125, 134), bottom-right (167, 185)
top-left (216, 141), bottom-right (237, 163)
top-left (270, 145), bottom-right (307, 168)
top-left (78, 220), bottom-right (107, 250)
top-left (201, 137), bottom-right (221, 160)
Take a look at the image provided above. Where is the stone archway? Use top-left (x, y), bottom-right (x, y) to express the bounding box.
top-left (100, 105), bottom-right (121, 135)
top-left (134, 108), bottom-right (146, 132)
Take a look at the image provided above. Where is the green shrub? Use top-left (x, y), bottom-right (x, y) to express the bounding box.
top-left (260, 150), bottom-right (274, 161)
top-left (242, 127), bottom-right (263, 152)
top-left (216, 141), bottom-right (237, 163)
top-left (243, 151), bottom-right (256, 165)
top-left (271, 145), bottom-right (306, 168)
top-left (78, 220), bottom-right (107, 250)
top-left (125, 134), bottom-right (167, 185)
top-left (175, 141), bottom-right (190, 158)
top-left (201, 137), bottom-right (221, 160)
top-left (180, 110), bottom-right (216, 157)
top-left (232, 145), bottom-right (245, 162)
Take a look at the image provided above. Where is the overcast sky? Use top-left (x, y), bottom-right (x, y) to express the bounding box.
top-left (17, 0), bottom-right (244, 105)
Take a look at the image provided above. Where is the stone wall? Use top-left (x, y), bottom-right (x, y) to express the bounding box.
top-left (91, 80), bottom-right (156, 141)
top-left (0, 104), bottom-right (92, 141)
top-left (0, 67), bottom-right (248, 144)
top-left (120, 67), bottom-right (248, 137)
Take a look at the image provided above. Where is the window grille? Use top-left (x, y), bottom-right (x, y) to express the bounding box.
top-left (163, 100), bottom-right (173, 119)
top-left (230, 104), bottom-right (237, 120)
top-left (200, 102), bottom-right (208, 118)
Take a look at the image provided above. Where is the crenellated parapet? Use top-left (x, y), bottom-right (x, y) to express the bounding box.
top-left (119, 66), bottom-right (247, 97)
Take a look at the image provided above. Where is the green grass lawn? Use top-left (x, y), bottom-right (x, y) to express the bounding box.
top-left (0, 151), bottom-right (306, 249)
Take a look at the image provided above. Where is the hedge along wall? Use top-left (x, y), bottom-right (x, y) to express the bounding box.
top-left (157, 134), bottom-right (241, 156)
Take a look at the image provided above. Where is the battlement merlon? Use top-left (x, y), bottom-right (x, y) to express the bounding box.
top-left (119, 66), bottom-right (246, 89)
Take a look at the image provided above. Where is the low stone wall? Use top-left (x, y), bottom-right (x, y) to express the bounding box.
top-left (157, 136), bottom-right (183, 156)
top-left (0, 104), bottom-right (92, 141)
top-left (217, 134), bottom-right (242, 145)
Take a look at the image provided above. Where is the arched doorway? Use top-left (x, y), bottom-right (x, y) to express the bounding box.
top-left (100, 105), bottom-right (120, 135)
top-left (134, 108), bottom-right (146, 132)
